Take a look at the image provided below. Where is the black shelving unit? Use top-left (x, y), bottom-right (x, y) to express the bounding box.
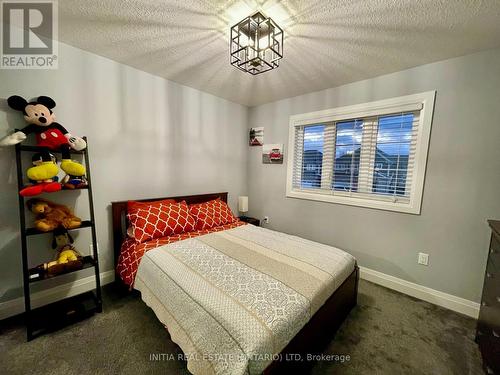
top-left (14, 137), bottom-right (102, 341)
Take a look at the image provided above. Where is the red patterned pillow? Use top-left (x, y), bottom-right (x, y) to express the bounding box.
top-left (126, 199), bottom-right (177, 238)
top-left (127, 198), bottom-right (176, 212)
top-left (189, 198), bottom-right (237, 230)
top-left (127, 200), bottom-right (195, 243)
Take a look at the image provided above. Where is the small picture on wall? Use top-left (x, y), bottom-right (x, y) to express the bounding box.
top-left (262, 144), bottom-right (284, 164)
top-left (249, 127), bottom-right (264, 146)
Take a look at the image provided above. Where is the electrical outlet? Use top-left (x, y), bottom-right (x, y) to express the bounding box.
top-left (418, 252), bottom-right (429, 266)
top-left (263, 216), bottom-right (269, 224)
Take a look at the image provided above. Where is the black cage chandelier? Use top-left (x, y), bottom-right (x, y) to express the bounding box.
top-left (230, 11), bottom-right (284, 75)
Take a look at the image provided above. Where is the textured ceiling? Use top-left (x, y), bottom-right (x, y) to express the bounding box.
top-left (58, 0), bottom-right (500, 106)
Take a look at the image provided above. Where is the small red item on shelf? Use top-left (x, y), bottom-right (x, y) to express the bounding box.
top-left (20, 181), bottom-right (62, 197)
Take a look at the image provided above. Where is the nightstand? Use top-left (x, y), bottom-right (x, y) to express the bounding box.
top-left (239, 216), bottom-right (260, 226)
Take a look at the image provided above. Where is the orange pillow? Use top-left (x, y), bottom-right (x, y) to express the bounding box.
top-left (127, 200), bottom-right (195, 243)
top-left (189, 198), bottom-right (237, 230)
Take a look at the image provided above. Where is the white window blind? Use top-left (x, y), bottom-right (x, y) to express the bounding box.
top-left (286, 92), bottom-right (435, 214)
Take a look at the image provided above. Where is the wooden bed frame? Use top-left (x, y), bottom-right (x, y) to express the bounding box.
top-left (111, 192), bottom-right (359, 374)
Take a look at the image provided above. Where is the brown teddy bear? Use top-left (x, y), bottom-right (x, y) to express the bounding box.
top-left (26, 198), bottom-right (82, 232)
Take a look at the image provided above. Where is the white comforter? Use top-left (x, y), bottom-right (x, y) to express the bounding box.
top-left (135, 224), bottom-right (355, 375)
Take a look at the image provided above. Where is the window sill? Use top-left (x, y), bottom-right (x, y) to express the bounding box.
top-left (285, 189), bottom-right (421, 214)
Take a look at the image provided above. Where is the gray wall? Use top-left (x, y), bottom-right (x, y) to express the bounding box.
top-left (0, 42), bottom-right (248, 304)
top-left (247, 48), bottom-right (500, 302)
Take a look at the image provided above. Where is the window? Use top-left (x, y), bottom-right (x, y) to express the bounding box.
top-left (372, 113), bottom-right (414, 196)
top-left (333, 119), bottom-right (363, 192)
top-left (301, 125), bottom-right (324, 188)
top-left (286, 92), bottom-right (435, 214)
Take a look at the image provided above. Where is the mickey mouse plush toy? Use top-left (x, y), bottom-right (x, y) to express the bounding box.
top-left (1, 95), bottom-right (87, 196)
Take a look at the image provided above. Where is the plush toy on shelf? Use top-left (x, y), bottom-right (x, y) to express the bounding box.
top-left (61, 173), bottom-right (88, 190)
top-left (26, 198), bottom-right (82, 232)
top-left (19, 152), bottom-right (61, 197)
top-left (0, 95), bottom-right (87, 194)
top-left (31, 227), bottom-right (83, 277)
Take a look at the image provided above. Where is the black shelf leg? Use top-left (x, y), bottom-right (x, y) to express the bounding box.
top-left (15, 144), bottom-right (33, 340)
top-left (83, 137), bottom-right (102, 312)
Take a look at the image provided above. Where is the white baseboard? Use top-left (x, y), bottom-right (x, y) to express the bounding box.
top-left (359, 266), bottom-right (480, 319)
top-left (0, 270), bottom-right (115, 321)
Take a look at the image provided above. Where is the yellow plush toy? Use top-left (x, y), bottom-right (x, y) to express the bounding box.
top-left (44, 226), bottom-right (83, 276)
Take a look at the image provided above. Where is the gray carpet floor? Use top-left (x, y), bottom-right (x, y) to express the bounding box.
top-left (0, 280), bottom-right (484, 375)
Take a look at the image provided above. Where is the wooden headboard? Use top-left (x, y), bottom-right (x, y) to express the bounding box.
top-left (111, 192), bottom-right (228, 267)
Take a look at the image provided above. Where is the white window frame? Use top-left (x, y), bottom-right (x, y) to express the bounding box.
top-left (286, 91), bottom-right (436, 214)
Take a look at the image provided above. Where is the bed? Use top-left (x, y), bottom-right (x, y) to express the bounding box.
top-left (112, 192), bottom-right (358, 374)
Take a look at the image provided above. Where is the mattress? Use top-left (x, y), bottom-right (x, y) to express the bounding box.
top-left (134, 224), bottom-right (356, 375)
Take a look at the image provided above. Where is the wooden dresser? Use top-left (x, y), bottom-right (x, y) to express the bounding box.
top-left (476, 220), bottom-right (500, 374)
